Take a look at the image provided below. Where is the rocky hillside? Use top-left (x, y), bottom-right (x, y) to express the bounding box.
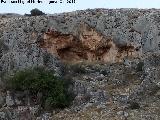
top-left (0, 8), bottom-right (160, 119)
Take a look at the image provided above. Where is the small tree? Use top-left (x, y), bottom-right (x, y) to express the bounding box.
top-left (30, 8), bottom-right (45, 16)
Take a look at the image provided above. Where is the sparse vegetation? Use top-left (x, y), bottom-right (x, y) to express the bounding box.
top-left (6, 66), bottom-right (74, 109)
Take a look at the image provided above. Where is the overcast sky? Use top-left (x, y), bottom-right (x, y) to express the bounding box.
top-left (0, 0), bottom-right (160, 14)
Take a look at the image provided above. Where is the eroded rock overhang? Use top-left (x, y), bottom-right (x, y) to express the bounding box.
top-left (39, 22), bottom-right (141, 63)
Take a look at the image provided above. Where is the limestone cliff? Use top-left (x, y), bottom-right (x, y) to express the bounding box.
top-left (0, 9), bottom-right (160, 120)
top-left (41, 22), bottom-right (140, 63)
top-left (1, 9), bottom-right (160, 72)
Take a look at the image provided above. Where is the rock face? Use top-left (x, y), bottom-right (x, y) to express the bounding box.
top-left (1, 8), bottom-right (160, 69)
top-left (41, 22), bottom-right (140, 63)
top-left (1, 8), bottom-right (160, 119)
top-left (0, 16), bottom-right (62, 76)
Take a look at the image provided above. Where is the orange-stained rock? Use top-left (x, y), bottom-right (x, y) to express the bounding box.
top-left (39, 23), bottom-right (141, 63)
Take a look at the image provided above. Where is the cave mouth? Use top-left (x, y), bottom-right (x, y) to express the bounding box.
top-left (55, 45), bottom-right (112, 62)
top-left (57, 47), bottom-right (88, 61)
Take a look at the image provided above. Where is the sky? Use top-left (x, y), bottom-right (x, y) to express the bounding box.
top-left (0, 0), bottom-right (160, 14)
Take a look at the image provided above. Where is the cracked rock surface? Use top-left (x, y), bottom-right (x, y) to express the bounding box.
top-left (0, 9), bottom-right (160, 119)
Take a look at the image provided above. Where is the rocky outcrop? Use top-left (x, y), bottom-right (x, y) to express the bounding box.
top-left (0, 16), bottom-right (62, 76)
top-left (1, 8), bottom-right (160, 70)
top-left (1, 8), bottom-right (160, 119)
top-left (41, 22), bottom-right (140, 63)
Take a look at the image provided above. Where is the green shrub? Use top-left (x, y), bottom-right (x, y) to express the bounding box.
top-left (6, 67), bottom-right (74, 109)
top-left (30, 8), bottom-right (45, 16)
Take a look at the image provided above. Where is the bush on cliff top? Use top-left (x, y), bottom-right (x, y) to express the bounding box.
top-left (6, 67), bottom-right (74, 109)
top-left (24, 8), bottom-right (45, 16)
top-left (30, 8), bottom-right (45, 16)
